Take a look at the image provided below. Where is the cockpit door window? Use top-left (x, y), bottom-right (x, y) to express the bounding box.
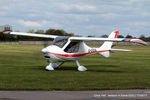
top-left (64, 42), bottom-right (79, 53)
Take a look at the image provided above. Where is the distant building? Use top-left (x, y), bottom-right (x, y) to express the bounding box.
top-left (0, 25), bottom-right (12, 32)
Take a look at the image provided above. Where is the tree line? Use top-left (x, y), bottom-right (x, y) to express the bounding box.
top-left (0, 29), bottom-right (150, 42)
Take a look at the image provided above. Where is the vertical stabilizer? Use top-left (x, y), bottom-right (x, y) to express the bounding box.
top-left (99, 31), bottom-right (119, 57)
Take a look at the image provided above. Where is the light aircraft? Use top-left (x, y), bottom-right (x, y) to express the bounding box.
top-left (3, 30), bottom-right (147, 71)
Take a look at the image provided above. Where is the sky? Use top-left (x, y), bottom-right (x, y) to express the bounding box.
top-left (0, 0), bottom-right (150, 37)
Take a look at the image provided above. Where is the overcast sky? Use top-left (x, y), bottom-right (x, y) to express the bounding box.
top-left (0, 0), bottom-right (150, 37)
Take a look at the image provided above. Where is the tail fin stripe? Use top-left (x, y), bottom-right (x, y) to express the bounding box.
top-left (114, 31), bottom-right (119, 38)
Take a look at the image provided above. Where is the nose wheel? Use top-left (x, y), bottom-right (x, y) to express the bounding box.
top-left (45, 63), bottom-right (54, 71)
top-left (76, 60), bottom-right (87, 71)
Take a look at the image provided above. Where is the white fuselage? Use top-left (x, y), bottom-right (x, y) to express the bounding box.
top-left (42, 41), bottom-right (105, 63)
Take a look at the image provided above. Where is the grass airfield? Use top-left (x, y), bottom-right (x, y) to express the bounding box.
top-left (0, 44), bottom-right (150, 90)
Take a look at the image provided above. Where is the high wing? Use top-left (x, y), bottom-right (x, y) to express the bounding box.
top-left (70, 36), bottom-right (125, 41)
top-left (3, 31), bottom-right (147, 45)
top-left (69, 35), bottom-right (147, 46)
top-left (3, 31), bottom-right (57, 39)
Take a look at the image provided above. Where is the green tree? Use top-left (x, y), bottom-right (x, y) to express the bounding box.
top-left (58, 29), bottom-right (67, 36)
top-left (45, 29), bottom-right (68, 36)
top-left (67, 33), bottom-right (74, 36)
top-left (139, 34), bottom-right (150, 42)
top-left (35, 29), bottom-right (45, 34)
top-left (14, 30), bottom-right (20, 32)
top-left (27, 29), bottom-right (34, 33)
top-left (118, 35), bottom-right (124, 38)
top-left (139, 34), bottom-right (145, 39)
top-left (125, 34), bottom-right (133, 38)
top-left (101, 34), bottom-right (108, 38)
top-left (45, 29), bottom-right (55, 35)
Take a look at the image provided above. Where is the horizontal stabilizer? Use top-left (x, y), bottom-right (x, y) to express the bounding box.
top-left (111, 49), bottom-right (132, 52)
top-left (99, 51), bottom-right (114, 58)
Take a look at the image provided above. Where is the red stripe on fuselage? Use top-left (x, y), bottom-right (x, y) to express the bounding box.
top-left (48, 50), bottom-right (110, 58)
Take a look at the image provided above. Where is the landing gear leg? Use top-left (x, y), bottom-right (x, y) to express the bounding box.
top-left (45, 62), bottom-right (64, 71)
top-left (54, 62), bottom-right (64, 69)
top-left (76, 60), bottom-right (87, 71)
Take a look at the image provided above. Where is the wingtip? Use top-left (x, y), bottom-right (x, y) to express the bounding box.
top-left (3, 31), bottom-right (11, 34)
top-left (141, 42), bottom-right (148, 46)
top-left (126, 39), bottom-right (148, 46)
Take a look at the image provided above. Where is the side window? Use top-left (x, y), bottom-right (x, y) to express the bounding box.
top-left (64, 42), bottom-right (79, 53)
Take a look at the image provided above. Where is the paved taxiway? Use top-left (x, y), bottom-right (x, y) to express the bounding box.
top-left (0, 89), bottom-right (150, 100)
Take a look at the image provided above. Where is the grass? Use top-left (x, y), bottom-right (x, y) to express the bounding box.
top-left (0, 44), bottom-right (150, 90)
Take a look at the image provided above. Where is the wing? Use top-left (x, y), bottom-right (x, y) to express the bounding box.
top-left (70, 37), bottom-right (148, 45)
top-left (3, 31), bottom-right (57, 39)
top-left (70, 30), bottom-right (148, 45)
top-left (70, 36), bottom-right (124, 41)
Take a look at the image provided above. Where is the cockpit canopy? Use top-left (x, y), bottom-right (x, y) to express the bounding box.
top-left (52, 36), bottom-right (80, 53)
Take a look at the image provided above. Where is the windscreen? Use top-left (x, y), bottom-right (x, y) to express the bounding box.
top-left (52, 36), bottom-right (69, 48)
